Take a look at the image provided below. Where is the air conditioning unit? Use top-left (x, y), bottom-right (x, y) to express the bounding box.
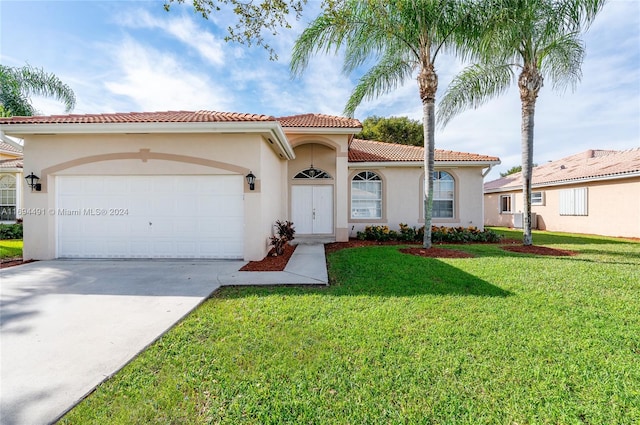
top-left (514, 212), bottom-right (537, 229)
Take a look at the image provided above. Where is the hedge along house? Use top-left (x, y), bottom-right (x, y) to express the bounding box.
top-left (484, 148), bottom-right (640, 238)
top-left (0, 110), bottom-right (500, 261)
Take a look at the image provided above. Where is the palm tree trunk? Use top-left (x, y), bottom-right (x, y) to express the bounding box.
top-left (518, 67), bottom-right (542, 246)
top-left (419, 62), bottom-right (438, 249)
top-left (521, 101), bottom-right (535, 246)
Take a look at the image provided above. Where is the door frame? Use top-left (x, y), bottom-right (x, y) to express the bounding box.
top-left (290, 184), bottom-right (335, 236)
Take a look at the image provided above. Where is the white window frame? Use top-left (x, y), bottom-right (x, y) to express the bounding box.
top-left (500, 194), bottom-right (513, 214)
top-left (559, 187), bottom-right (588, 216)
top-left (0, 174), bottom-right (17, 221)
top-left (351, 171), bottom-right (382, 219)
top-left (431, 171), bottom-right (455, 218)
top-left (531, 191), bottom-right (545, 206)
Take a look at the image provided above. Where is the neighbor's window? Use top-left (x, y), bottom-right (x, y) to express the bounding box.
top-left (351, 171), bottom-right (382, 219)
top-left (500, 194), bottom-right (513, 213)
top-left (559, 187), bottom-right (588, 216)
top-left (432, 171), bottom-right (454, 218)
top-left (531, 191), bottom-right (545, 206)
top-left (0, 175), bottom-right (17, 221)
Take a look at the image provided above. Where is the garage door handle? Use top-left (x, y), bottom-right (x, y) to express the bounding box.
top-left (149, 222), bottom-right (152, 226)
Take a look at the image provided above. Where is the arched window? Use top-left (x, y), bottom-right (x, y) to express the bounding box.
top-left (432, 171), bottom-right (454, 218)
top-left (351, 171), bottom-right (382, 219)
top-left (0, 175), bottom-right (17, 221)
top-left (294, 168), bottom-right (332, 179)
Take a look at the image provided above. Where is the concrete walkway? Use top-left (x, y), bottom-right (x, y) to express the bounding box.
top-left (0, 244), bottom-right (327, 425)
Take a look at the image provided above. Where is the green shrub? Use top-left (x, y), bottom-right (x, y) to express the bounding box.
top-left (357, 224), bottom-right (502, 244)
top-left (0, 223), bottom-right (23, 240)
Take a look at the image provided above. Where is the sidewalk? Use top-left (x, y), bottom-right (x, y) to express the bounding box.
top-left (218, 244), bottom-right (328, 286)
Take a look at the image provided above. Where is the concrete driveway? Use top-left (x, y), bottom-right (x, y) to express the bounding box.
top-left (0, 259), bottom-right (241, 425)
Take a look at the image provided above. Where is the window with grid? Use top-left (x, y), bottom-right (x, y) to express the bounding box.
top-left (351, 171), bottom-right (382, 219)
top-left (431, 171), bottom-right (454, 218)
top-left (0, 175), bottom-right (17, 221)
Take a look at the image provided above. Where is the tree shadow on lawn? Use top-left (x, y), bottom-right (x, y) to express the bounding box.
top-left (220, 247), bottom-right (512, 299)
top-left (328, 254), bottom-right (513, 298)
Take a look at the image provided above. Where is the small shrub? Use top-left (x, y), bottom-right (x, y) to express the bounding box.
top-left (270, 220), bottom-right (296, 256)
top-left (357, 224), bottom-right (502, 244)
top-left (0, 223), bottom-right (23, 240)
top-left (357, 225), bottom-right (392, 241)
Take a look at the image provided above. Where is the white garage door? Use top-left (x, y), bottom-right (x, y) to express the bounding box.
top-left (56, 175), bottom-right (244, 259)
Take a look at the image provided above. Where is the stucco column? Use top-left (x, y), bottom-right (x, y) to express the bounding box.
top-left (335, 153), bottom-right (349, 242)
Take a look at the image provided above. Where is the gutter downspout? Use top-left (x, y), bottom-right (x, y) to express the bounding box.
top-left (482, 164), bottom-right (496, 177)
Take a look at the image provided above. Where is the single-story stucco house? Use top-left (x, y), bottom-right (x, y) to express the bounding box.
top-left (484, 148), bottom-right (640, 238)
top-left (0, 110), bottom-right (500, 261)
top-left (0, 133), bottom-right (24, 223)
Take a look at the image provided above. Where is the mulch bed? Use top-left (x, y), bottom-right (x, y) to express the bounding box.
top-left (500, 245), bottom-right (576, 256)
top-left (325, 240), bottom-right (474, 258)
top-left (0, 259), bottom-right (35, 269)
top-left (239, 244), bottom-right (297, 271)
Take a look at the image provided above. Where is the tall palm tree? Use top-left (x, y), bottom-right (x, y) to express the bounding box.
top-left (290, 0), bottom-right (476, 248)
top-left (0, 64), bottom-right (76, 117)
top-left (438, 0), bottom-right (606, 245)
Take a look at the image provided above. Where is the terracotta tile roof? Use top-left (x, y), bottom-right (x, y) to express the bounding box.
top-left (0, 158), bottom-right (23, 169)
top-left (0, 110), bottom-right (277, 125)
top-left (277, 113), bottom-right (362, 128)
top-left (484, 148), bottom-right (640, 191)
top-left (349, 138), bottom-right (500, 163)
top-left (0, 140), bottom-right (22, 154)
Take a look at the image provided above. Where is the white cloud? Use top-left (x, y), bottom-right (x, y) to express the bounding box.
top-left (103, 39), bottom-right (232, 111)
top-left (116, 9), bottom-right (225, 66)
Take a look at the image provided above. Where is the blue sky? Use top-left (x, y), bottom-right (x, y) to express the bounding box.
top-left (1, 0), bottom-right (638, 179)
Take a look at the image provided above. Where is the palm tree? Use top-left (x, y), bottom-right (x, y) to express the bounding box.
top-left (438, 0), bottom-right (605, 245)
top-left (290, 0), bottom-right (477, 248)
top-left (0, 64), bottom-right (76, 117)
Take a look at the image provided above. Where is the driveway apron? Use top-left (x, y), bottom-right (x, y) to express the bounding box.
top-left (0, 260), bottom-right (237, 425)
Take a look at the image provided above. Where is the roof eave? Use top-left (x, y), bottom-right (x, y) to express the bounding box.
top-left (282, 127), bottom-right (362, 135)
top-left (349, 160), bottom-right (501, 168)
top-left (0, 121), bottom-right (296, 160)
top-left (484, 170), bottom-right (640, 193)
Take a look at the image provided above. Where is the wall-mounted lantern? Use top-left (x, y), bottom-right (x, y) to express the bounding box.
top-left (25, 172), bottom-right (42, 192)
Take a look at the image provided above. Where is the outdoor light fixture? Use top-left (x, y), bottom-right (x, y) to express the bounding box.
top-left (25, 172), bottom-right (42, 191)
top-left (246, 171), bottom-right (256, 190)
top-left (308, 144), bottom-right (317, 177)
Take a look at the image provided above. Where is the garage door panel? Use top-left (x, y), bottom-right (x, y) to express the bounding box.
top-left (57, 175), bottom-right (244, 259)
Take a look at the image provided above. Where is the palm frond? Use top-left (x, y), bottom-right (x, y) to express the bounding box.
top-left (539, 31), bottom-right (585, 92)
top-left (344, 55), bottom-right (415, 117)
top-left (14, 65), bottom-right (76, 112)
top-left (437, 62), bottom-right (514, 128)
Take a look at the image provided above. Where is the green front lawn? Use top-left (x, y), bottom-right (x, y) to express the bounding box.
top-left (0, 239), bottom-right (22, 259)
top-left (60, 230), bottom-right (640, 424)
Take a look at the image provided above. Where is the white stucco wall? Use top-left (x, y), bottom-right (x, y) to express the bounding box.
top-left (484, 177), bottom-right (640, 238)
top-left (21, 133), bottom-right (286, 261)
top-left (348, 165), bottom-right (487, 237)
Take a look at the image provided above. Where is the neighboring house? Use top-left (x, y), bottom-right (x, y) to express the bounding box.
top-left (0, 133), bottom-right (23, 223)
top-left (484, 148), bottom-right (640, 238)
top-left (0, 110), bottom-right (499, 261)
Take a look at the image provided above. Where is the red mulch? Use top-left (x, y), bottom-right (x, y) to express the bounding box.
top-left (325, 239), bottom-right (474, 258)
top-left (239, 244), bottom-right (297, 271)
top-left (500, 245), bottom-right (576, 256)
top-left (0, 259), bottom-right (35, 269)
top-left (400, 247), bottom-right (475, 258)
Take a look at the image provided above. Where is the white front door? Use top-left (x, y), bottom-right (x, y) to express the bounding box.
top-left (291, 185), bottom-right (333, 234)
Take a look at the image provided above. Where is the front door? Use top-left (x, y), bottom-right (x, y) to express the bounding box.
top-left (291, 185), bottom-right (333, 234)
